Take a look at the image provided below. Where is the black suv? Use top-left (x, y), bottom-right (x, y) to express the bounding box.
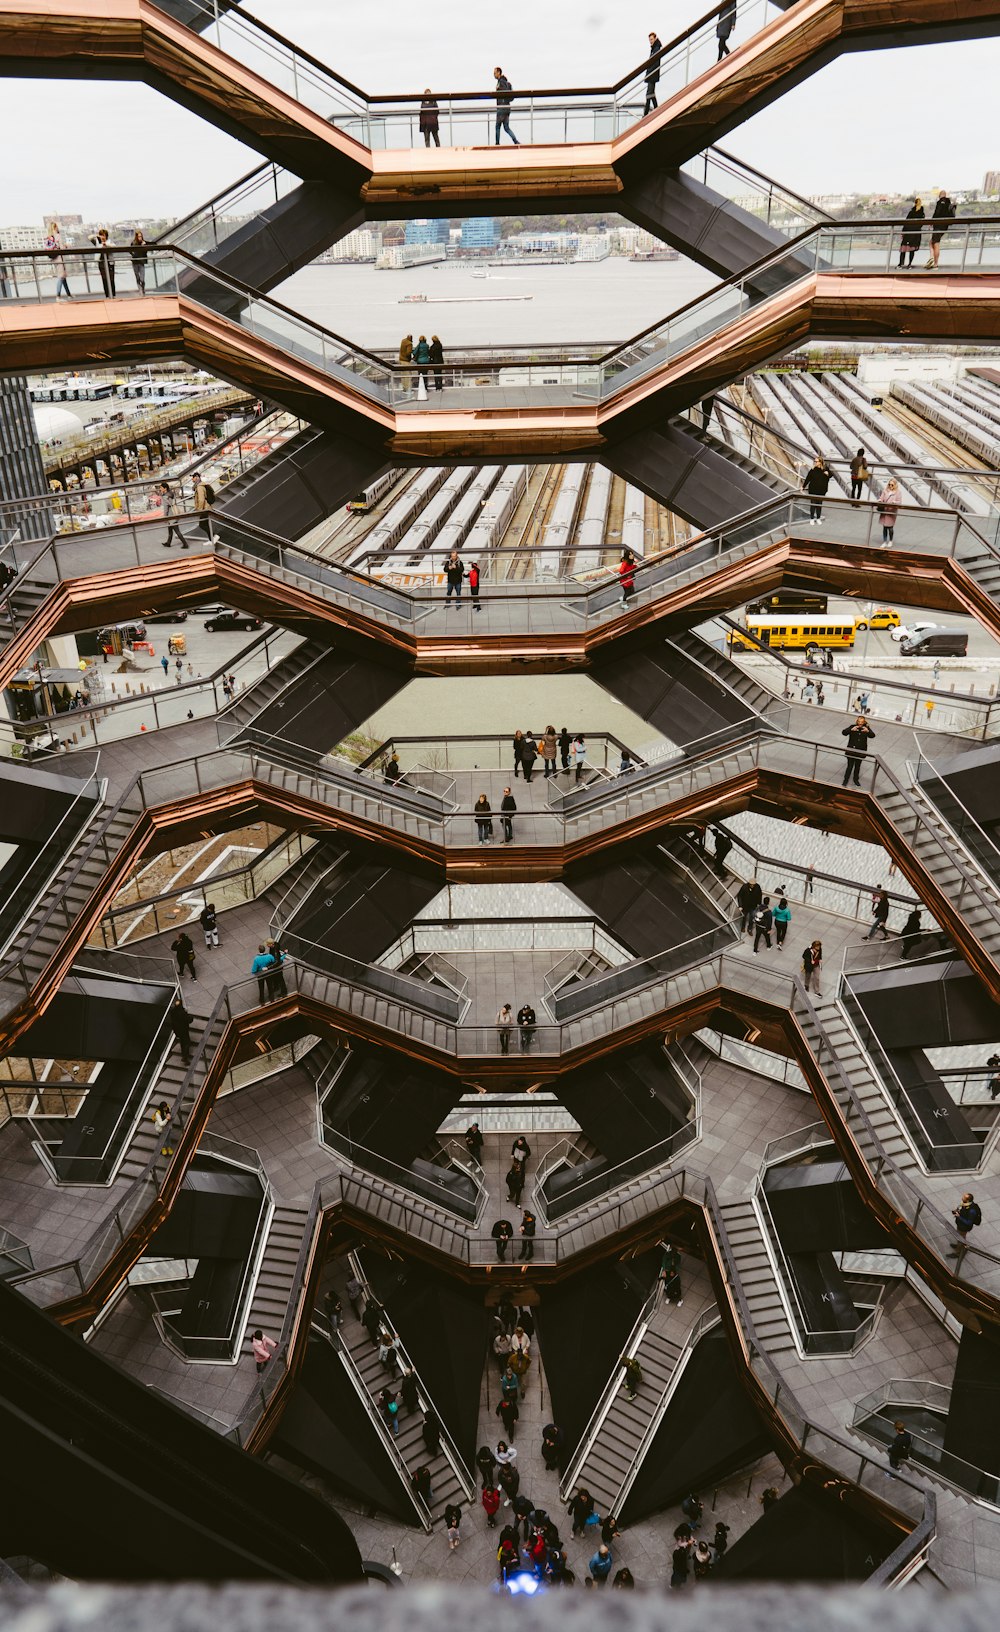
top-left (204, 611), bottom-right (263, 632)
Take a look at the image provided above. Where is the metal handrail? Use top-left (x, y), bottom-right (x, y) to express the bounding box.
top-left (559, 1277), bottom-right (665, 1499)
top-left (614, 1310), bottom-right (722, 1515)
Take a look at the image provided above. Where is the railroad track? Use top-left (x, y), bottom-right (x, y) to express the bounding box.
top-left (503, 462), bottom-right (561, 582)
top-left (885, 398), bottom-right (994, 481)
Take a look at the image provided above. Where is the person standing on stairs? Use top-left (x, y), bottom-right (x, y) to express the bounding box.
top-left (711, 827), bottom-right (732, 877)
top-left (251, 1330), bottom-right (276, 1373)
top-left (377, 1387), bottom-right (400, 1435)
top-left (621, 1355), bottom-right (643, 1400)
top-left (411, 1465), bottom-right (433, 1507)
top-left (643, 32), bottom-right (662, 115)
top-left (169, 997), bottom-right (191, 1064)
top-left (950, 1192), bottom-right (982, 1255)
top-left (399, 1369), bottom-right (419, 1416)
top-left (422, 1412), bottom-right (442, 1455)
top-left (152, 1100), bottom-right (174, 1157)
top-left (716, 0), bottom-right (737, 57)
top-left (886, 1420), bottom-right (913, 1477)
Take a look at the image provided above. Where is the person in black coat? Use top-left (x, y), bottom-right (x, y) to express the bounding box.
top-left (898, 197), bottom-right (925, 267)
top-left (493, 67), bottom-right (519, 144)
top-left (842, 715), bottom-right (875, 787)
top-left (643, 32), bottom-right (662, 114)
top-left (736, 877), bottom-right (762, 935)
top-left (419, 91), bottom-right (440, 147)
top-left (445, 550), bottom-right (465, 603)
top-left (558, 726), bottom-right (572, 771)
top-left (501, 787), bottom-right (517, 843)
top-left (541, 1422), bottom-right (564, 1470)
top-left (712, 826), bottom-right (733, 877)
top-left (716, 0), bottom-right (736, 57)
top-left (520, 734), bottom-right (538, 783)
top-left (899, 907), bottom-right (923, 960)
top-left (428, 333), bottom-right (444, 390)
top-left (928, 190), bottom-right (955, 268)
top-left (803, 457), bottom-right (831, 523)
top-left (519, 1210), bottom-right (536, 1262)
top-left (465, 1121), bottom-right (484, 1162)
top-left (492, 1218), bottom-right (514, 1261)
top-left (476, 1444), bottom-right (498, 1488)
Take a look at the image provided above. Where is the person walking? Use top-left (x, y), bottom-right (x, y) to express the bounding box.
top-left (520, 732), bottom-right (538, 783)
top-left (643, 32), bottom-right (662, 115)
top-left (518, 1210), bottom-right (536, 1262)
top-left (849, 447), bottom-right (869, 502)
top-left (506, 1162), bottom-right (525, 1205)
top-left (398, 1368), bottom-right (419, 1415)
top-left (879, 479), bottom-right (900, 545)
top-left (474, 792), bottom-right (493, 845)
top-left (618, 549), bottom-right (636, 607)
top-left (171, 931), bottom-right (196, 981)
top-left (468, 560), bottom-right (481, 611)
top-left (541, 1423), bottom-right (564, 1471)
top-left (251, 943), bottom-right (274, 1003)
top-left (465, 1121), bottom-right (484, 1162)
top-left (899, 907), bottom-right (923, 960)
top-left (377, 1387), bottom-right (400, 1435)
top-left (772, 896), bottom-right (791, 949)
top-left (567, 1487), bottom-right (595, 1536)
top-left (428, 333), bottom-right (445, 390)
top-left (753, 896), bottom-right (773, 954)
top-left (419, 90), bottom-right (441, 146)
top-left (716, 0), bottom-right (737, 58)
top-left (492, 1218), bottom-right (514, 1261)
top-left (842, 714), bottom-right (875, 786)
top-left (193, 475), bottom-right (216, 542)
top-left (45, 224), bottom-right (71, 298)
top-left (169, 996), bottom-right (192, 1064)
top-left (802, 939), bottom-right (823, 995)
top-left (590, 1544), bottom-right (613, 1584)
top-left (898, 198), bottom-right (925, 268)
top-left (558, 726), bottom-right (572, 772)
top-left (496, 1392), bottom-right (519, 1439)
top-left (713, 1520), bottom-right (730, 1558)
top-left (252, 1329), bottom-right (277, 1372)
top-left (482, 1484), bottom-right (501, 1527)
top-left (398, 333), bottom-right (414, 393)
top-left (712, 827), bottom-right (733, 876)
top-left (444, 1502), bottom-right (462, 1551)
top-left (512, 729), bottom-right (526, 780)
top-left (737, 877), bottom-right (762, 935)
top-left (542, 725), bottom-right (558, 778)
top-left (865, 889), bottom-right (891, 941)
top-left (509, 1325), bottom-right (532, 1388)
top-left (199, 901), bottom-right (219, 948)
top-left (130, 229), bottom-right (148, 293)
top-left (572, 734), bottom-right (587, 783)
top-left (445, 550), bottom-right (465, 603)
top-left (950, 1192), bottom-right (982, 1254)
top-left (411, 1466), bottom-right (433, 1507)
top-left (493, 67), bottom-right (519, 144)
top-left (803, 456), bottom-right (831, 524)
top-left (412, 334), bottom-right (431, 393)
top-left (621, 1354), bottom-right (643, 1400)
top-left (927, 189), bottom-right (955, 268)
top-left (886, 1421), bottom-right (913, 1476)
top-left (496, 1002), bottom-right (513, 1054)
top-left (422, 1411), bottom-right (442, 1455)
top-left (500, 788), bottom-right (516, 843)
top-left (511, 1135), bottom-right (531, 1168)
top-left (477, 1444), bottom-right (499, 1489)
top-left (89, 227), bottom-right (116, 297)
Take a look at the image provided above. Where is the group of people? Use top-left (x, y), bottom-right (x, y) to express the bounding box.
top-left (863, 886), bottom-right (925, 961)
top-left (669, 1494), bottom-right (731, 1587)
top-left (643, 6), bottom-right (736, 116)
top-left (44, 222), bottom-right (149, 299)
top-left (803, 456), bottom-right (901, 545)
top-left (513, 727), bottom-right (589, 782)
top-left (493, 1003), bottom-right (538, 1054)
top-left (398, 334), bottom-right (446, 391)
top-left (897, 192), bottom-right (956, 269)
top-left (442, 552), bottom-right (481, 606)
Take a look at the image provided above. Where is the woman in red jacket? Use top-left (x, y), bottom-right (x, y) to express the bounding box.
top-left (619, 549), bottom-right (636, 606)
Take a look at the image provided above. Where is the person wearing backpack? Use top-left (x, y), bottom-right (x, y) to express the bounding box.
top-left (951, 1192), bottom-right (982, 1253)
top-left (753, 896), bottom-right (773, 954)
top-left (194, 475), bottom-right (217, 542)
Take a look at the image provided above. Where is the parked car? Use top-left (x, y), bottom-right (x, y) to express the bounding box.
top-left (899, 627), bottom-right (969, 658)
top-left (891, 620), bottom-right (939, 645)
top-left (140, 608), bottom-right (189, 624)
top-left (204, 611), bottom-right (263, 632)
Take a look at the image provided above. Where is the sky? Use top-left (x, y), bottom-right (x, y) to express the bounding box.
top-left (5, 0), bottom-right (999, 222)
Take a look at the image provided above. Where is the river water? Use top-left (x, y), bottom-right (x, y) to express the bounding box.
top-left (281, 258), bottom-right (717, 351)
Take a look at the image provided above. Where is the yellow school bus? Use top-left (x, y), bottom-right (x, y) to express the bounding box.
top-left (728, 615), bottom-right (858, 653)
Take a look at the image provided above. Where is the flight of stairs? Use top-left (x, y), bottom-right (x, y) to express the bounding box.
top-left (238, 1204), bottom-right (311, 1358)
top-left (336, 1297), bottom-right (467, 1527)
top-left (566, 1314), bottom-right (683, 1513)
top-left (797, 999), bottom-right (916, 1172)
top-left (668, 628), bottom-right (783, 725)
top-left (875, 782), bottom-right (1000, 969)
top-left (718, 1198), bottom-right (797, 1354)
top-left (220, 636), bottom-right (322, 738)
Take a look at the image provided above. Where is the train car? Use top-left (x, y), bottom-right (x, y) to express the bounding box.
top-left (620, 485), bottom-right (646, 562)
top-left (434, 468), bottom-right (503, 564)
top-left (536, 466), bottom-right (586, 580)
top-left (348, 468), bottom-right (448, 567)
top-left (345, 467), bottom-right (403, 513)
top-left (570, 466), bottom-right (612, 578)
top-left (464, 466), bottom-right (527, 579)
top-left (372, 468), bottom-right (480, 584)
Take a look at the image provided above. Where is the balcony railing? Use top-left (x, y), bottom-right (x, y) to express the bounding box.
top-left (852, 1378), bottom-right (1000, 1507)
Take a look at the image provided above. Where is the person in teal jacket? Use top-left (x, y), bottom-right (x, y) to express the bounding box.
top-left (772, 897), bottom-right (792, 949)
top-left (412, 334), bottom-right (431, 391)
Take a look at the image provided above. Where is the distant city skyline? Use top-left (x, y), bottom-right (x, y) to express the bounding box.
top-left (2, 0), bottom-right (997, 219)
